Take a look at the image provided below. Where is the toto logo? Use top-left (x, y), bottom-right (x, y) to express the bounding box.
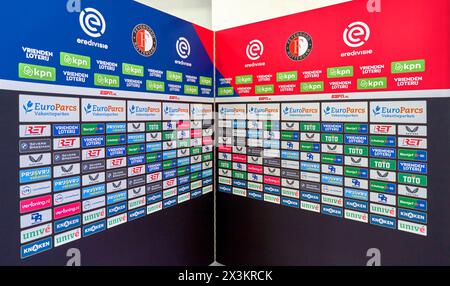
top-left (246, 39), bottom-right (264, 61)
top-left (176, 37), bottom-right (191, 59)
top-left (79, 8), bottom-right (106, 38)
top-left (343, 21), bottom-right (370, 48)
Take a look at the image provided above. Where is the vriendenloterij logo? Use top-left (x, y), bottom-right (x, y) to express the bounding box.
top-left (176, 37), bottom-right (191, 59)
top-left (79, 8), bottom-right (106, 38)
top-left (246, 39), bottom-right (264, 61)
top-left (343, 21), bottom-right (370, 48)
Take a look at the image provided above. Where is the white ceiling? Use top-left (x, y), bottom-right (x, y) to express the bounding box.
top-left (136, 0), bottom-right (350, 31)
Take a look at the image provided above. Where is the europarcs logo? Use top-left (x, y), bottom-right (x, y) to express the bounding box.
top-left (163, 106), bottom-right (188, 115)
top-left (248, 106), bottom-right (278, 115)
top-left (23, 100), bottom-right (77, 114)
top-left (323, 106), bottom-right (366, 115)
top-left (372, 105), bottom-right (424, 117)
top-left (129, 105), bottom-right (160, 115)
top-left (282, 106), bottom-right (318, 115)
top-left (84, 103), bottom-right (124, 114)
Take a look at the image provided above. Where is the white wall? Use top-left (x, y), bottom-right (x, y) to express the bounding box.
top-left (212, 0), bottom-right (351, 31)
top-left (136, 0), bottom-right (351, 31)
top-left (135, 0), bottom-right (212, 29)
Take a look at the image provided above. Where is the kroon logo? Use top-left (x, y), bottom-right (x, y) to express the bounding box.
top-left (84, 103), bottom-right (124, 114)
top-left (282, 106), bottom-right (318, 115)
top-left (372, 106), bottom-right (424, 116)
top-left (324, 106), bottom-right (366, 115)
top-left (23, 100), bottom-right (78, 114)
top-left (129, 105), bottom-right (160, 115)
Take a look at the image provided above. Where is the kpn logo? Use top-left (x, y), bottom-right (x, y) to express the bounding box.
top-left (357, 77), bottom-right (387, 90)
top-left (19, 63), bottom-right (56, 82)
top-left (392, 60), bottom-right (425, 74)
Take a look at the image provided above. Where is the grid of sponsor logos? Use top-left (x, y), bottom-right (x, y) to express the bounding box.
top-left (217, 101), bottom-right (428, 236)
top-left (18, 94), bottom-right (214, 259)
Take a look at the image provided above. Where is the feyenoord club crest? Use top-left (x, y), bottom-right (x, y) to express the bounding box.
top-left (286, 32), bottom-right (313, 61)
top-left (132, 24), bottom-right (157, 57)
